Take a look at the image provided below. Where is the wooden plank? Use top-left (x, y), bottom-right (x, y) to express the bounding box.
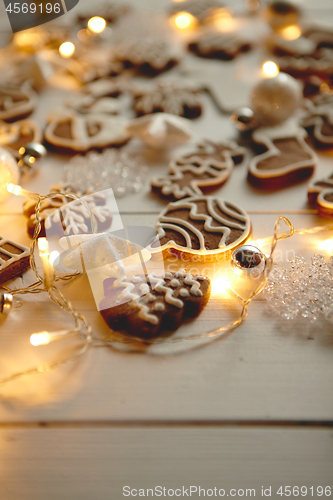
top-left (0, 427), bottom-right (332, 500)
top-left (0, 212), bottom-right (332, 422)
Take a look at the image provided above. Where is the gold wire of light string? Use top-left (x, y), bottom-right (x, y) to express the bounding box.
top-left (0, 211), bottom-right (332, 386)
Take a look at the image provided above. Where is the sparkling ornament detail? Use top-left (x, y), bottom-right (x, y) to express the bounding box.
top-left (64, 150), bottom-right (148, 198)
top-left (265, 254), bottom-right (333, 322)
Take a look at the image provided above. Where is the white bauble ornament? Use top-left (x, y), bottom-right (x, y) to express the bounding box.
top-left (251, 73), bottom-right (302, 126)
top-left (0, 147), bottom-right (19, 204)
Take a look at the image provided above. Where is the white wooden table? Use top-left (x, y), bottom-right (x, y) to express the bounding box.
top-left (0, 1), bottom-right (332, 498)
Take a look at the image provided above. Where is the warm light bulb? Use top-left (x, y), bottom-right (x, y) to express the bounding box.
top-left (318, 239), bottom-right (333, 253)
top-left (212, 8), bottom-right (234, 31)
top-left (30, 332), bottom-right (51, 346)
top-left (171, 12), bottom-right (197, 30)
top-left (262, 61), bottom-right (279, 78)
top-left (49, 250), bottom-right (60, 267)
top-left (59, 41), bottom-right (75, 58)
top-left (280, 25), bottom-right (301, 40)
top-left (87, 16), bottom-right (107, 34)
top-left (211, 276), bottom-right (231, 296)
top-left (38, 237), bottom-right (49, 254)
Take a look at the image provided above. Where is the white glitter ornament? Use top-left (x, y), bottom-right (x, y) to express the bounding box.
top-left (0, 147), bottom-right (19, 204)
top-left (265, 254), bottom-right (333, 322)
top-left (64, 149), bottom-right (148, 198)
top-left (251, 73), bottom-right (302, 126)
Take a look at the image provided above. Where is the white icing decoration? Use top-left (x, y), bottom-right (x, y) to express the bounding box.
top-left (156, 197), bottom-right (249, 251)
top-left (184, 274), bottom-right (203, 296)
top-left (179, 288), bottom-right (189, 297)
top-left (153, 302), bottom-right (165, 312)
top-left (148, 273), bottom-right (184, 308)
top-left (139, 284), bottom-right (150, 294)
top-left (131, 276), bottom-right (143, 283)
top-left (45, 193), bottom-right (111, 236)
top-left (170, 279), bottom-right (180, 288)
top-left (137, 301), bottom-right (159, 325)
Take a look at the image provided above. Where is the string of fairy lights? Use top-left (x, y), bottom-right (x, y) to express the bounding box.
top-left (1, 1), bottom-right (333, 384)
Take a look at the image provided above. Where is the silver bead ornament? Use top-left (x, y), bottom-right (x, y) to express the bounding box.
top-left (230, 107), bottom-right (258, 132)
top-left (0, 293), bottom-right (13, 314)
top-left (251, 73), bottom-right (302, 126)
top-left (232, 245), bottom-right (266, 279)
top-left (18, 142), bottom-right (47, 171)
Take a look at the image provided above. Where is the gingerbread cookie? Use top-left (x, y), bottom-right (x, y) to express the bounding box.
top-left (67, 95), bottom-right (120, 115)
top-left (99, 270), bottom-right (211, 338)
top-left (0, 120), bottom-right (42, 159)
top-left (0, 85), bottom-right (37, 122)
top-left (169, 0), bottom-right (225, 24)
top-left (151, 140), bottom-right (246, 200)
top-left (132, 80), bottom-right (202, 119)
top-left (149, 196), bottom-right (251, 262)
top-left (59, 49), bottom-right (124, 84)
top-left (114, 38), bottom-right (182, 75)
top-left (23, 184), bottom-right (113, 238)
top-left (0, 236), bottom-right (30, 285)
top-left (81, 78), bottom-right (123, 99)
top-left (248, 120), bottom-right (317, 189)
top-left (308, 173), bottom-right (333, 217)
top-left (189, 29), bottom-right (252, 61)
top-left (44, 111), bottom-right (130, 152)
top-left (301, 93), bottom-right (333, 148)
top-left (268, 24), bottom-right (333, 78)
top-left (77, 2), bottom-right (132, 25)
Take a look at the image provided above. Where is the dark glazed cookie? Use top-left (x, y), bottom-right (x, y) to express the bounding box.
top-left (268, 24), bottom-right (333, 78)
top-left (114, 38), bottom-right (182, 75)
top-left (132, 80), bottom-right (202, 119)
top-left (248, 121), bottom-right (317, 189)
top-left (151, 140), bottom-right (246, 200)
top-left (189, 30), bottom-right (252, 61)
top-left (169, 0), bottom-right (225, 24)
top-left (0, 236), bottom-right (30, 285)
top-left (99, 270), bottom-right (211, 338)
top-left (77, 2), bottom-right (132, 25)
top-left (149, 196), bottom-right (251, 262)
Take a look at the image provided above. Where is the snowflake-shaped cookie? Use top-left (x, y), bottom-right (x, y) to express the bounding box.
top-left (132, 80), bottom-right (203, 119)
top-left (170, 0), bottom-right (225, 23)
top-left (23, 184), bottom-right (113, 238)
top-left (114, 38), bottom-right (182, 74)
top-left (189, 30), bottom-right (252, 60)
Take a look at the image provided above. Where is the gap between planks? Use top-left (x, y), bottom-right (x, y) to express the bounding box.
top-left (0, 420), bottom-right (332, 429)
